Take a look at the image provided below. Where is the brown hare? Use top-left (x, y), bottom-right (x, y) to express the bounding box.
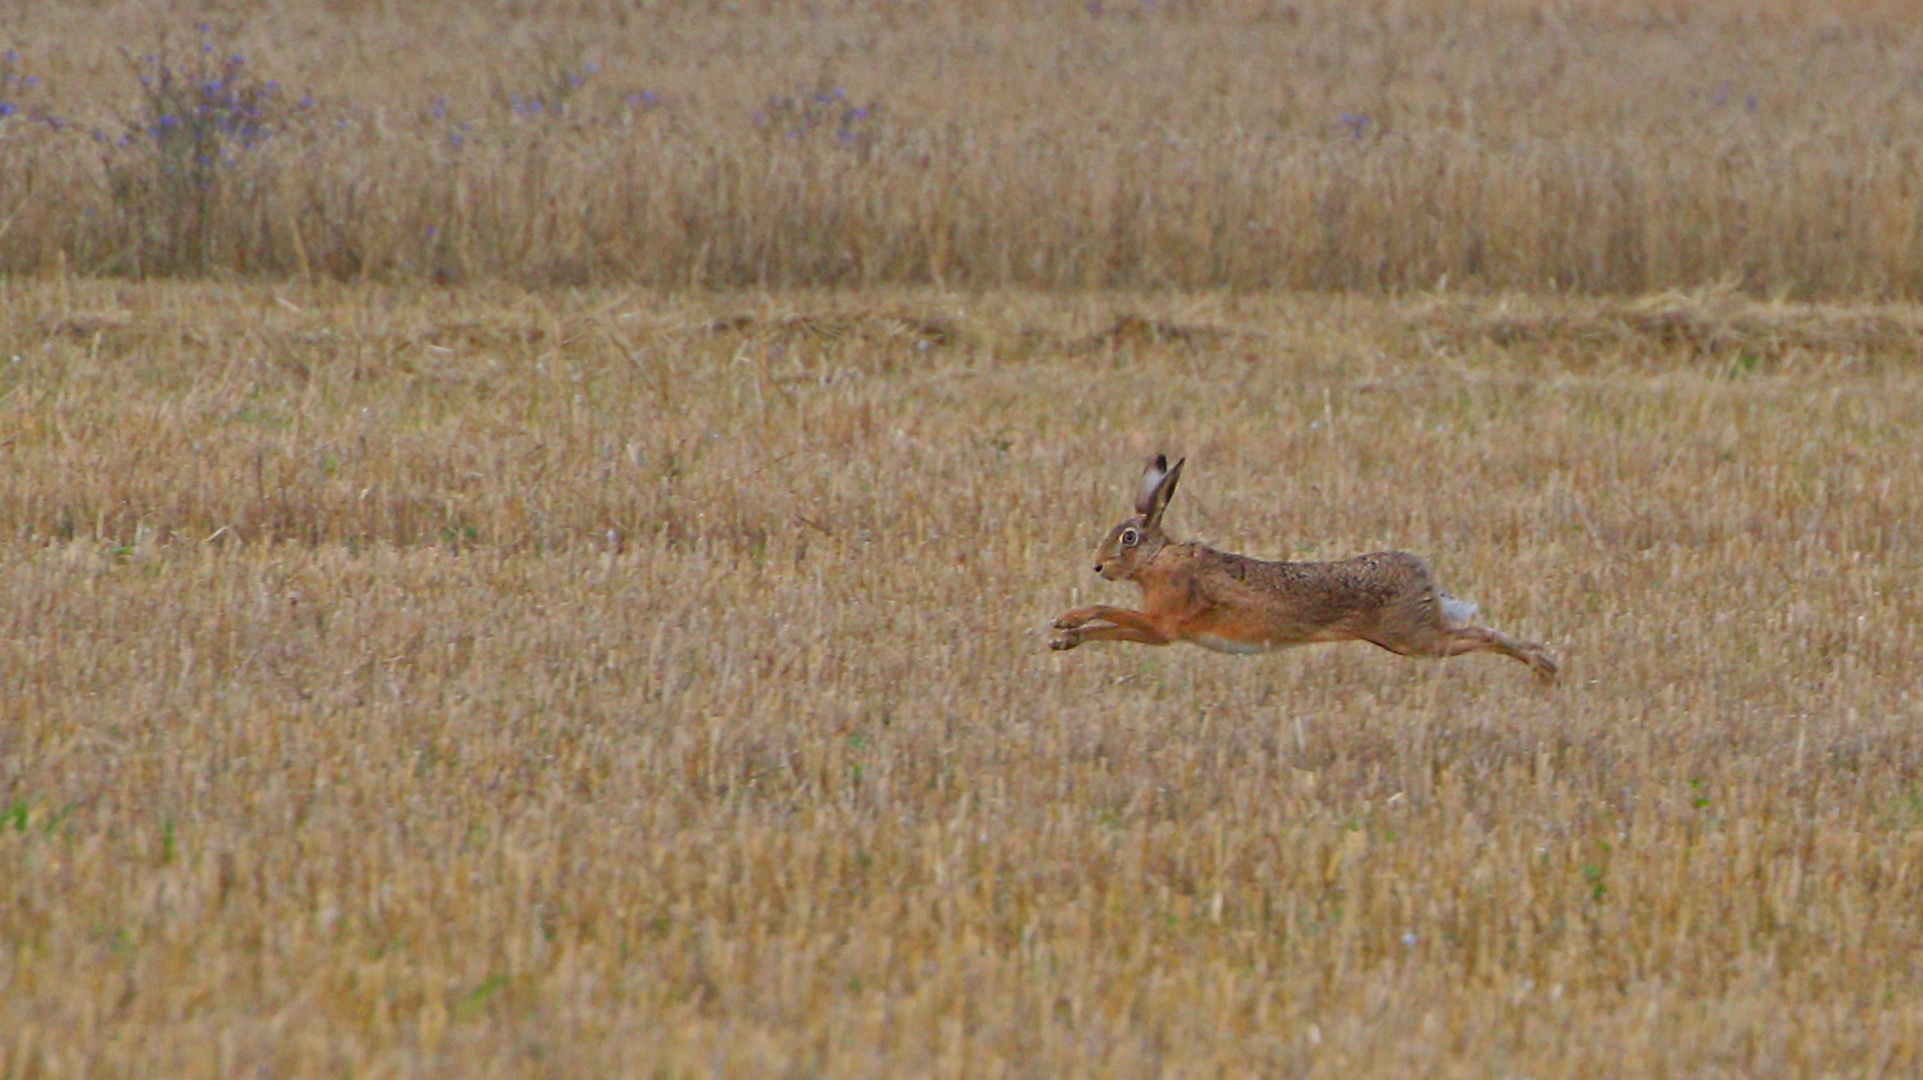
top-left (1050, 455), bottom-right (1560, 682)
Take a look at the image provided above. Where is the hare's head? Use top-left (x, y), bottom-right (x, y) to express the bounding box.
top-left (1093, 454), bottom-right (1184, 581)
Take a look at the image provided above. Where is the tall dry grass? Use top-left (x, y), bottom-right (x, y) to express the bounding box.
top-left (1, 281), bottom-right (1921, 1075)
top-left (6, 1), bottom-right (1923, 293)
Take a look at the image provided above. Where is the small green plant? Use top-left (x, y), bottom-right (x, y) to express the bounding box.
top-left (1580, 862), bottom-right (1607, 902)
top-left (1581, 840), bottom-right (1612, 902)
top-left (1887, 786), bottom-right (1923, 832)
top-left (456, 975), bottom-right (509, 1021)
top-left (1688, 778), bottom-right (1711, 810)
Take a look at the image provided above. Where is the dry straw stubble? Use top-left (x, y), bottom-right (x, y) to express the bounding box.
top-left (4, 0), bottom-right (1923, 1075)
top-left (1, 281), bottom-right (1921, 1075)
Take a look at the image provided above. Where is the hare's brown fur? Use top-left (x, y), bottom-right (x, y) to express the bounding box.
top-left (1050, 455), bottom-right (1559, 681)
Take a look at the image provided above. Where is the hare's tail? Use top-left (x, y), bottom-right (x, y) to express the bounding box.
top-left (1439, 593), bottom-right (1480, 626)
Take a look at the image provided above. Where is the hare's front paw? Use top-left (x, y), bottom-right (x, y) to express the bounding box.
top-left (1052, 609), bottom-right (1095, 630)
top-left (1049, 630), bottom-right (1083, 651)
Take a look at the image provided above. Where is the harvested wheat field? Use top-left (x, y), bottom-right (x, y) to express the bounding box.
top-left (0, 280), bottom-right (1919, 1077)
top-left (5, 1), bottom-right (1923, 1077)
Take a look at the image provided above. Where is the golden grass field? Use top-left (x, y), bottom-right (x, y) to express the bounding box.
top-left (4, 1), bottom-right (1923, 292)
top-left (1, 279), bottom-right (1920, 1076)
top-left (4, 1), bottom-right (1923, 1077)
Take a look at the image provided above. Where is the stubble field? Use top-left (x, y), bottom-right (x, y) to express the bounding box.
top-left (1, 280), bottom-right (1920, 1077)
top-left (5, 1), bottom-right (1923, 1076)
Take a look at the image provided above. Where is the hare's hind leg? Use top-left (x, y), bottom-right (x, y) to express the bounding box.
top-left (1432, 626), bottom-right (1560, 683)
top-left (1369, 617), bottom-right (1560, 683)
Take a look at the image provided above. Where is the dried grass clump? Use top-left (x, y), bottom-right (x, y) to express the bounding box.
top-left (1407, 288), bottom-right (1923, 373)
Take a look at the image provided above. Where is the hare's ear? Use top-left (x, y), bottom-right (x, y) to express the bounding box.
top-left (1138, 455), bottom-right (1185, 530)
top-left (1135, 455), bottom-right (1170, 515)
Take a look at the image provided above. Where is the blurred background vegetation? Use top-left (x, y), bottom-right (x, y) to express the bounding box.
top-left (3, 1), bottom-right (1923, 295)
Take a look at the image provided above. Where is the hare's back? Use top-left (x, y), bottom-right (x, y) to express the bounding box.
top-left (1212, 549), bottom-right (1434, 616)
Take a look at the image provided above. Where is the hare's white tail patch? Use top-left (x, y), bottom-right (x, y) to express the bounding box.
top-left (1440, 593), bottom-right (1480, 626)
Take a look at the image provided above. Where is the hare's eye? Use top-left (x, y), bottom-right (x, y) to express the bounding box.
top-left (1121, 527), bottom-right (1140, 547)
